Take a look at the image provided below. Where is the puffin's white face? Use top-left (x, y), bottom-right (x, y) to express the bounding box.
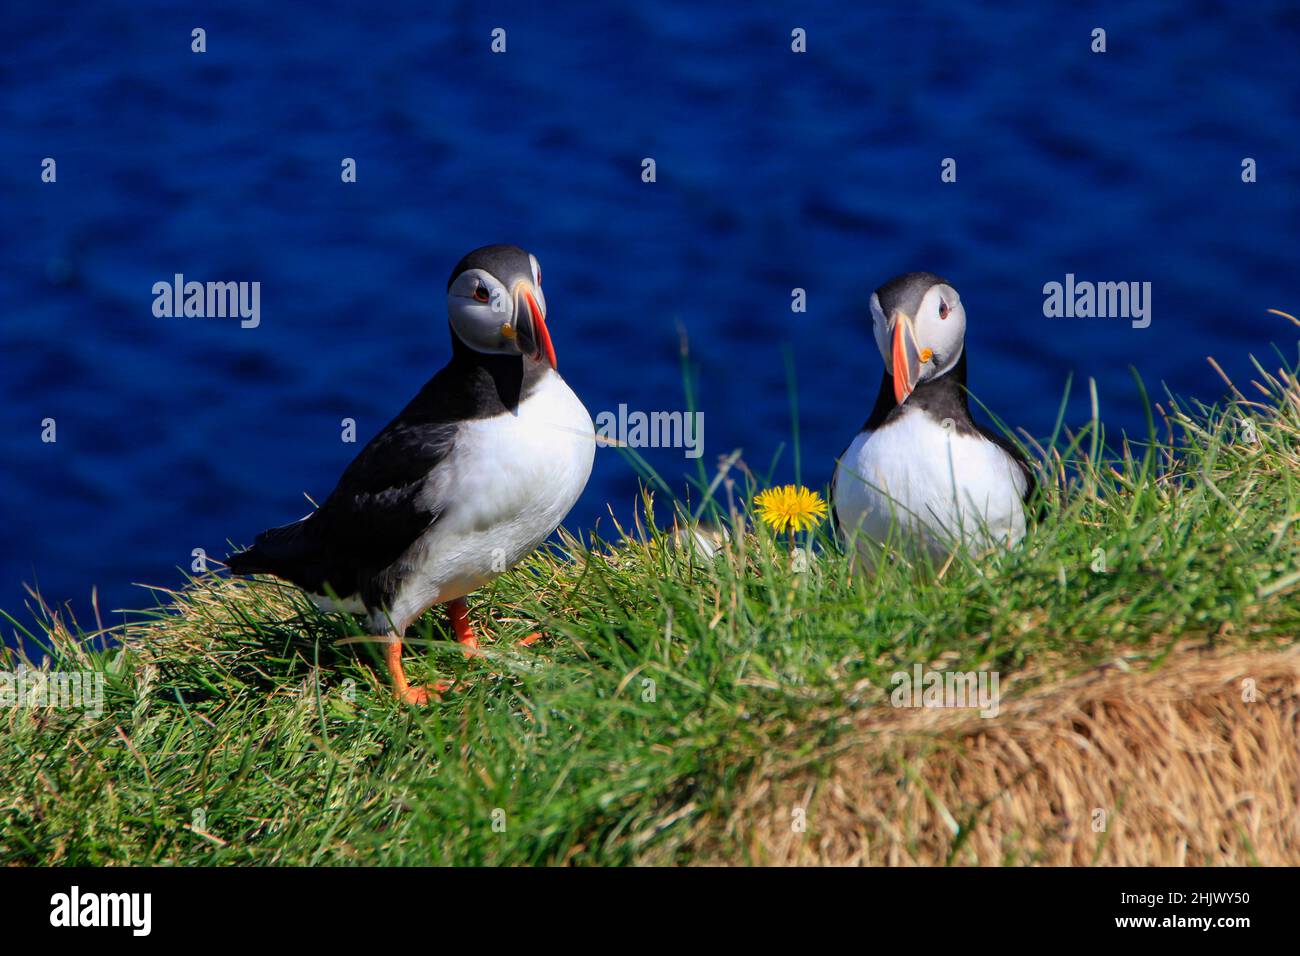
top-left (871, 280), bottom-right (966, 404)
top-left (446, 250), bottom-right (555, 368)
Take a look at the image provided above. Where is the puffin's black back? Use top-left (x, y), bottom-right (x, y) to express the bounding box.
top-left (226, 336), bottom-right (550, 607)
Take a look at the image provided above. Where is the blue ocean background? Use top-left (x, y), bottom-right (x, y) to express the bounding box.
top-left (2, 1), bottom-right (1298, 639)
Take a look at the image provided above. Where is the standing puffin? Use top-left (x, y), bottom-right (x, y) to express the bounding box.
top-left (832, 272), bottom-right (1034, 565)
top-left (227, 245), bottom-right (595, 704)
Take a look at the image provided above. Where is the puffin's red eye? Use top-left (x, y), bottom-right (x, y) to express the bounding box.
top-left (473, 283), bottom-right (490, 303)
top-left (938, 300), bottom-right (950, 320)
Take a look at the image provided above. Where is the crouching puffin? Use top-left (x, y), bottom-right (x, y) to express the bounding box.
top-left (227, 244), bottom-right (595, 704)
top-left (832, 272), bottom-right (1034, 565)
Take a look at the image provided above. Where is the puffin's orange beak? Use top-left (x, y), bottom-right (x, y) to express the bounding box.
top-left (891, 310), bottom-right (918, 404)
top-left (521, 287), bottom-right (557, 370)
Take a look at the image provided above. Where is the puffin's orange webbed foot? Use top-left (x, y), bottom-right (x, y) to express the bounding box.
top-left (397, 683), bottom-right (436, 706)
top-left (384, 603), bottom-right (546, 705)
top-left (385, 637), bottom-right (453, 707)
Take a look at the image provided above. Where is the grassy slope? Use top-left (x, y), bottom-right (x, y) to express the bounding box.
top-left (3, 331), bottom-right (1299, 865)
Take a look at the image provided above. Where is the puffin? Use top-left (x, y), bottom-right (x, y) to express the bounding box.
top-left (831, 272), bottom-right (1034, 566)
top-left (227, 244), bottom-right (595, 704)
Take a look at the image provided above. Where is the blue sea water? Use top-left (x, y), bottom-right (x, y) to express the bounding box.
top-left (2, 1), bottom-right (1298, 637)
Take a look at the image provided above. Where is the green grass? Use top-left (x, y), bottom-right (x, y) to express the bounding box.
top-left (3, 329), bottom-right (1300, 865)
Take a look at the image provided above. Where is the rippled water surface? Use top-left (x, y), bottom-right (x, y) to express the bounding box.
top-left (2, 2), bottom-right (1298, 631)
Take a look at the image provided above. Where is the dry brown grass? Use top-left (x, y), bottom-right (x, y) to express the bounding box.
top-left (681, 644), bottom-right (1300, 865)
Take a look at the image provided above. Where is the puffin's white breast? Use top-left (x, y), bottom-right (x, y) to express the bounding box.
top-left (384, 370), bottom-right (595, 629)
top-left (833, 407), bottom-right (1027, 564)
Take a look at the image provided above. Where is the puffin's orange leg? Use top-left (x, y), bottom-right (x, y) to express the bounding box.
top-left (384, 636), bottom-right (448, 706)
top-left (447, 598), bottom-right (542, 649)
top-left (447, 598), bottom-right (479, 653)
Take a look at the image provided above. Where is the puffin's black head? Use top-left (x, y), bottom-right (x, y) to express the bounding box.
top-left (445, 244), bottom-right (556, 369)
top-left (870, 271), bottom-right (966, 404)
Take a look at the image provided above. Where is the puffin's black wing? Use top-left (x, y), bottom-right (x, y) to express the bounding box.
top-left (974, 422), bottom-right (1039, 508)
top-left (316, 415), bottom-right (459, 570)
top-left (943, 351), bottom-right (1040, 510)
top-left (226, 340), bottom-right (542, 603)
top-left (227, 385), bottom-right (460, 602)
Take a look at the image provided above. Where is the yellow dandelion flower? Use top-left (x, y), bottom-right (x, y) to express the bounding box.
top-left (753, 484), bottom-right (828, 533)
